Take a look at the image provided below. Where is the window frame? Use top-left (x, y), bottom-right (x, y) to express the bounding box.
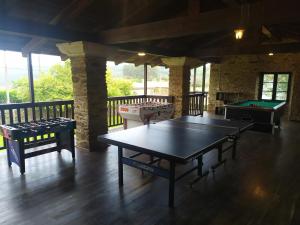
top-left (258, 72), bottom-right (291, 101)
top-left (190, 63), bottom-right (209, 93)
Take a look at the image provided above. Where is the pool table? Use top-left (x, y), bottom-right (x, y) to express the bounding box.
top-left (224, 100), bottom-right (286, 133)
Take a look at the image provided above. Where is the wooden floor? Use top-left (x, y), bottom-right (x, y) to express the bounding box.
top-left (0, 118), bottom-right (300, 225)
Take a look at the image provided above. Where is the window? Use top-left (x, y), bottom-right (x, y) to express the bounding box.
top-left (190, 63), bottom-right (210, 93)
top-left (32, 54), bottom-right (72, 102)
top-left (259, 73), bottom-right (291, 101)
top-left (106, 61), bottom-right (143, 96)
top-left (0, 50), bottom-right (29, 103)
top-left (147, 65), bottom-right (169, 95)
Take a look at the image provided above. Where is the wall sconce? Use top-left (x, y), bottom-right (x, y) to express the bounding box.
top-left (234, 29), bottom-right (245, 40)
top-left (234, 3), bottom-right (248, 40)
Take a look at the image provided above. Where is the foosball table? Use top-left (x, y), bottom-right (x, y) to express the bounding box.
top-left (0, 118), bottom-right (76, 174)
top-left (119, 102), bottom-right (174, 129)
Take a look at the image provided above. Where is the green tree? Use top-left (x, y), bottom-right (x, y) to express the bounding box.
top-left (10, 77), bottom-right (31, 102)
top-left (0, 88), bottom-right (26, 104)
top-left (34, 61), bottom-right (73, 101)
top-left (10, 61), bottom-right (72, 102)
top-left (10, 60), bottom-right (133, 103)
top-left (0, 89), bottom-right (7, 103)
top-left (122, 64), bottom-right (144, 82)
top-left (106, 69), bottom-right (133, 96)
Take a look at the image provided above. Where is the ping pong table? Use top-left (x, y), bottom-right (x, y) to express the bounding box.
top-left (97, 116), bottom-right (253, 207)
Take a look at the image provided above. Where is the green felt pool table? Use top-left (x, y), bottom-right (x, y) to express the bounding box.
top-left (224, 100), bottom-right (286, 133)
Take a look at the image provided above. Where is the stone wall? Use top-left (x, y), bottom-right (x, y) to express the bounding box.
top-left (169, 66), bottom-right (190, 117)
top-left (162, 57), bottom-right (197, 118)
top-left (70, 56), bottom-right (108, 151)
top-left (208, 53), bottom-right (300, 121)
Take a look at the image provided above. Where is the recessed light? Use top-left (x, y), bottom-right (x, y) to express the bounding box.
top-left (137, 52), bottom-right (146, 57)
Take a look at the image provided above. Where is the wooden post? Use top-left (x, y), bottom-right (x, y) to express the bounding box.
top-left (202, 63), bottom-right (206, 93)
top-left (27, 52), bottom-right (35, 103)
top-left (144, 63), bottom-right (148, 96)
top-left (193, 68), bottom-right (196, 92)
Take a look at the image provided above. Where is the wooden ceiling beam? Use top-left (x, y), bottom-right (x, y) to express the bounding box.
top-left (116, 0), bottom-right (159, 27)
top-left (63, 0), bottom-right (94, 22)
top-left (115, 44), bottom-right (181, 57)
top-left (261, 25), bottom-right (281, 42)
top-left (262, 25), bottom-right (272, 39)
top-left (192, 42), bottom-right (300, 57)
top-left (99, 0), bottom-right (300, 44)
top-left (93, 0), bottom-right (173, 32)
top-left (100, 7), bottom-right (240, 44)
top-left (0, 15), bottom-right (97, 43)
top-left (193, 32), bottom-right (232, 49)
top-left (22, 0), bottom-right (94, 56)
top-left (221, 0), bottom-right (238, 7)
top-left (22, 38), bottom-right (49, 56)
top-left (188, 0), bottom-right (200, 16)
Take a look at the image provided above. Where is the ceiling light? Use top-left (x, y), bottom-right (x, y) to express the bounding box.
top-left (268, 52), bottom-right (274, 56)
top-left (234, 29), bottom-right (245, 40)
top-left (137, 52), bottom-right (146, 57)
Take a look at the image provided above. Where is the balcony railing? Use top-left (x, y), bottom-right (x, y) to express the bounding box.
top-left (188, 92), bottom-right (208, 116)
top-left (0, 93), bottom-right (207, 150)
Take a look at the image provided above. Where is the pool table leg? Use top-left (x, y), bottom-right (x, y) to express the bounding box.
top-left (271, 112), bottom-right (275, 134)
top-left (275, 114), bottom-right (281, 129)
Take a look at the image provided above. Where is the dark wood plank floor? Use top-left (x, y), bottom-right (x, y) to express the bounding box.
top-left (0, 119), bottom-right (300, 225)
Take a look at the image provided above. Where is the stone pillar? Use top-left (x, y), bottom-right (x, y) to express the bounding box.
top-left (57, 42), bottom-right (110, 151)
top-left (162, 57), bottom-right (202, 117)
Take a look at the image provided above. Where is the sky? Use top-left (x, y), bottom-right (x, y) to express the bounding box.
top-left (0, 50), bottom-right (62, 88)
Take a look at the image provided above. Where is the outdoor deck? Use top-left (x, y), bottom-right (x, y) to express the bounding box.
top-left (0, 115), bottom-right (299, 225)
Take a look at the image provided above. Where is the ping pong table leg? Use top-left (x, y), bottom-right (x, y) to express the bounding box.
top-left (118, 147), bottom-right (124, 186)
top-left (211, 144), bottom-right (226, 172)
top-left (190, 155), bottom-right (209, 186)
top-left (168, 160), bottom-right (176, 208)
top-left (197, 155), bottom-right (202, 176)
top-left (232, 138), bottom-right (237, 160)
top-left (218, 145), bottom-right (223, 162)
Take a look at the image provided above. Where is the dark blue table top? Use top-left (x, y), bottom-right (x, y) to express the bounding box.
top-left (98, 116), bottom-right (252, 163)
top-left (174, 116), bottom-right (253, 132)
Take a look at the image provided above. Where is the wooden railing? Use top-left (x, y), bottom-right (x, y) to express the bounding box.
top-left (0, 100), bottom-right (74, 150)
top-left (107, 95), bottom-right (174, 127)
top-left (0, 93), bottom-right (206, 149)
top-left (188, 92), bottom-right (208, 116)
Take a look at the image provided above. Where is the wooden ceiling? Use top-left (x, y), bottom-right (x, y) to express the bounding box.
top-left (0, 0), bottom-right (299, 65)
